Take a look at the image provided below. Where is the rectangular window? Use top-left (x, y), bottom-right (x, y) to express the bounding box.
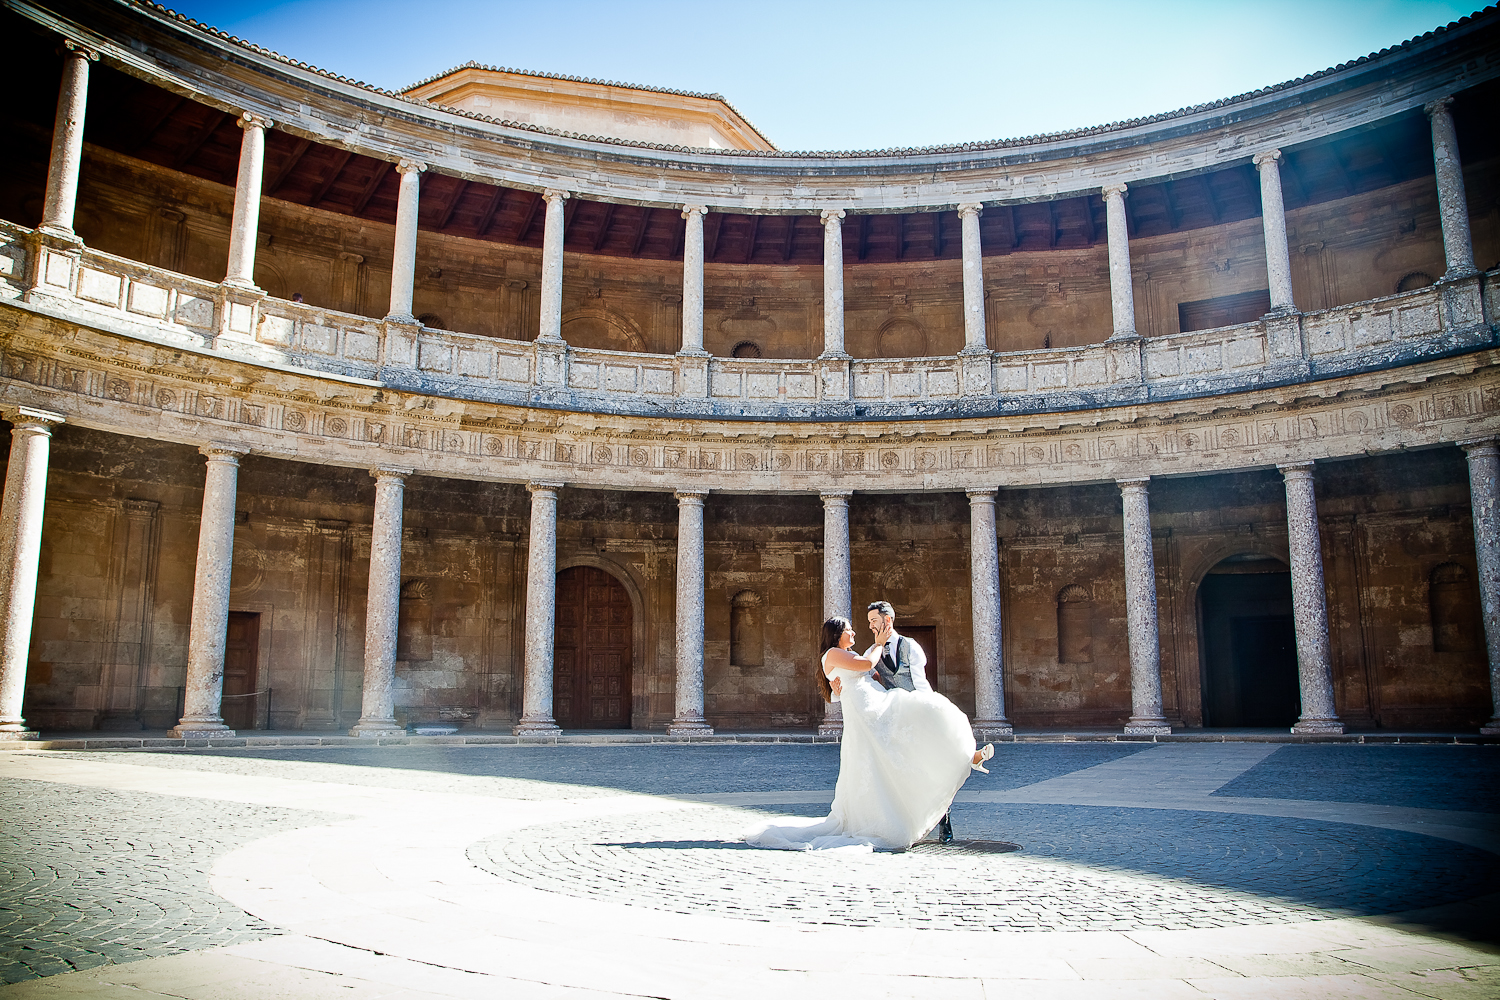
top-left (1178, 289), bottom-right (1272, 333)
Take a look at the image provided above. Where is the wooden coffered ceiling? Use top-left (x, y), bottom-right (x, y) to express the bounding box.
top-left (3, 9), bottom-right (1493, 268)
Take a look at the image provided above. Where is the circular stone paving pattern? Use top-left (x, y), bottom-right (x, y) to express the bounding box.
top-left (467, 801), bottom-right (1500, 933)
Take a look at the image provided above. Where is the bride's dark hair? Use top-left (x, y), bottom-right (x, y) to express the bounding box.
top-left (816, 616), bottom-right (852, 703)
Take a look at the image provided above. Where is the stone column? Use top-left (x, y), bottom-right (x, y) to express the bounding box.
top-left (957, 202), bottom-right (989, 354)
top-left (0, 409), bottom-right (65, 740)
top-left (349, 467), bottom-right (411, 736)
top-left (384, 159), bottom-right (425, 323)
top-left (968, 489), bottom-right (1012, 737)
top-left (1425, 98), bottom-right (1477, 280)
top-left (1460, 441), bottom-right (1500, 734)
top-left (1117, 478), bottom-right (1170, 734)
top-left (820, 209), bottom-right (848, 358)
top-left (1102, 184), bottom-right (1136, 339)
top-left (1254, 150), bottom-right (1296, 312)
top-left (1278, 462), bottom-right (1344, 734)
top-left (537, 189), bottom-right (569, 343)
top-left (170, 444), bottom-right (247, 738)
top-left (224, 114), bottom-right (271, 290)
top-left (819, 490), bottom-right (853, 735)
top-left (516, 482), bottom-right (563, 733)
top-left (38, 42), bottom-right (98, 240)
top-left (669, 490), bottom-right (712, 735)
top-left (679, 205), bottom-right (709, 356)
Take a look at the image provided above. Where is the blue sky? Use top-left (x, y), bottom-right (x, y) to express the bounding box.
top-left (163, 1), bottom-right (1479, 151)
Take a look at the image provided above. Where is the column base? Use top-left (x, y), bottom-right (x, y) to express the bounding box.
top-left (348, 719), bottom-right (403, 737)
top-left (1480, 718), bottom-right (1500, 736)
top-left (1106, 330), bottom-right (1141, 343)
top-left (169, 722), bottom-right (235, 738)
top-left (816, 350), bottom-right (852, 361)
top-left (513, 719), bottom-right (561, 735)
top-left (35, 224), bottom-right (82, 245)
top-left (0, 728), bottom-right (39, 742)
top-left (817, 720), bottom-right (844, 736)
top-left (957, 345), bottom-right (993, 356)
top-left (973, 719), bottom-right (1014, 740)
top-left (221, 277), bottom-right (263, 294)
top-left (1291, 718), bottom-right (1345, 735)
top-left (674, 349), bottom-right (710, 359)
top-left (666, 719), bottom-right (714, 736)
top-left (383, 312), bottom-right (420, 326)
top-left (1124, 718), bottom-right (1172, 735)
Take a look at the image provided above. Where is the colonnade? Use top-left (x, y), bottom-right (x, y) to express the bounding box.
top-left (1, 44), bottom-right (1496, 739)
top-left (2, 424), bottom-right (1499, 738)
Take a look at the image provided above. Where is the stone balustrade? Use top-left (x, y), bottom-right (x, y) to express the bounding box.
top-left (3, 220), bottom-right (1494, 422)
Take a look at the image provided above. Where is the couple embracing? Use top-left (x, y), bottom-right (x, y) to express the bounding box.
top-left (744, 601), bottom-right (994, 852)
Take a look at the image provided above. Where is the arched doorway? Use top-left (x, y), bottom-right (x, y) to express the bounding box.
top-left (553, 566), bottom-right (632, 729)
top-left (1198, 553), bottom-right (1299, 728)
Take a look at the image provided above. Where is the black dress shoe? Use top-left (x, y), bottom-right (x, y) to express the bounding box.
top-left (937, 813), bottom-right (953, 843)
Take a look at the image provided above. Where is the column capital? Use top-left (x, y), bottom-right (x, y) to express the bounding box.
top-left (237, 112), bottom-right (273, 131)
top-left (966, 488), bottom-right (998, 501)
top-left (1423, 95), bottom-right (1456, 118)
top-left (1116, 476), bottom-right (1150, 489)
top-left (1253, 148), bottom-right (1283, 170)
top-left (957, 202), bottom-right (984, 219)
top-left (527, 480), bottom-right (565, 495)
top-left (1101, 182), bottom-right (1128, 200)
top-left (370, 465), bottom-right (414, 481)
top-left (1459, 437), bottom-right (1499, 456)
top-left (122, 498), bottom-right (160, 517)
top-left (1276, 461), bottom-right (1316, 477)
top-left (819, 490), bottom-right (854, 503)
top-left (2, 407), bottom-right (66, 430)
top-left (674, 489), bottom-right (710, 502)
top-left (820, 208), bottom-right (846, 226)
top-left (681, 204), bottom-right (708, 220)
top-left (542, 188), bottom-right (570, 204)
top-left (200, 442), bottom-right (248, 462)
top-left (395, 159), bottom-right (426, 175)
top-left (60, 39), bottom-right (99, 60)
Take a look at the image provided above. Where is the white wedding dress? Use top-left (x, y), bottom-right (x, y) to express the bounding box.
top-left (743, 664), bottom-right (978, 852)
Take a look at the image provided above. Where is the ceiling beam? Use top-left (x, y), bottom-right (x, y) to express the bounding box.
top-left (308, 149), bottom-right (354, 206)
top-left (352, 160), bottom-right (393, 216)
top-left (1006, 205), bottom-right (1020, 250)
top-left (172, 109), bottom-right (230, 170)
top-left (704, 212), bottom-right (724, 261)
top-left (129, 95), bottom-right (186, 152)
top-left (474, 184), bottom-right (507, 236)
top-left (1327, 141), bottom-right (1355, 195)
top-left (670, 210), bottom-right (686, 259)
top-left (896, 214), bottom-right (907, 261)
top-left (1161, 181), bottom-right (1181, 230)
top-left (857, 214), bottom-right (870, 261)
top-left (435, 179), bottom-right (469, 231)
top-left (593, 202), bottom-right (617, 251)
top-left (630, 206), bottom-right (652, 254)
top-left (781, 216), bottom-right (797, 262)
top-left (1080, 196), bottom-right (1097, 243)
top-left (743, 215), bottom-right (760, 264)
top-left (265, 137), bottom-right (312, 195)
top-left (1046, 201), bottom-right (1057, 248)
top-left (562, 197), bottom-right (580, 245)
top-left (516, 192), bottom-right (544, 241)
top-left (1197, 174), bottom-right (1222, 223)
top-left (932, 212), bottom-right (945, 256)
top-left (1278, 156), bottom-right (1309, 207)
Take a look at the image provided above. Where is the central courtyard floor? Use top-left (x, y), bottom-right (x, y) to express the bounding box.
top-left (1, 742), bottom-right (1497, 999)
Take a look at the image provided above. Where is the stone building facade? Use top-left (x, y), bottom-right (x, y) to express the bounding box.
top-left (0, 0), bottom-right (1497, 738)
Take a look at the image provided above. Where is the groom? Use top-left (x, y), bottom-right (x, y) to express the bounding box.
top-left (865, 601), bottom-right (955, 844)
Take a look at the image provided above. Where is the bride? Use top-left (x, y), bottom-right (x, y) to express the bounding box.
top-left (743, 615), bottom-right (993, 852)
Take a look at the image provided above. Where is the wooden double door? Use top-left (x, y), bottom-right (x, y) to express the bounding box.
top-left (553, 567), bottom-right (632, 729)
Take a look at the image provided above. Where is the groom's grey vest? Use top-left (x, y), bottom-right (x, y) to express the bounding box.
top-left (874, 636), bottom-right (918, 691)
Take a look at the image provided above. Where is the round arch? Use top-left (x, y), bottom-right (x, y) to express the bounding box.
top-left (561, 306), bottom-right (646, 352)
top-left (1193, 547), bottom-right (1299, 729)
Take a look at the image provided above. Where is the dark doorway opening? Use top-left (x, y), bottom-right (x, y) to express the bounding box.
top-left (222, 611), bottom-right (261, 730)
top-left (553, 566), bottom-right (632, 729)
top-left (1199, 556), bottom-right (1299, 728)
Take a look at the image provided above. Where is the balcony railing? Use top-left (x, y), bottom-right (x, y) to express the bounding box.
top-left (2, 218), bottom-right (1493, 420)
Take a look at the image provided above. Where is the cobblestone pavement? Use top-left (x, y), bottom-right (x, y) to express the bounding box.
top-left (0, 777), bottom-right (323, 984)
top-left (0, 742), bottom-right (1496, 999)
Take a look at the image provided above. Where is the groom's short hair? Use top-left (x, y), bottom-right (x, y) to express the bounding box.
top-left (866, 600), bottom-right (895, 618)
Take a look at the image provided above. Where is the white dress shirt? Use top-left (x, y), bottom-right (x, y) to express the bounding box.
top-left (868, 629), bottom-right (931, 692)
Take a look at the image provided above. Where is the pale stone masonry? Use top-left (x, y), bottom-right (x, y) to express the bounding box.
top-left (0, 3), bottom-right (1497, 737)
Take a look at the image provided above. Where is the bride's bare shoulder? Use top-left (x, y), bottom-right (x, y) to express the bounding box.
top-left (821, 646), bottom-right (858, 673)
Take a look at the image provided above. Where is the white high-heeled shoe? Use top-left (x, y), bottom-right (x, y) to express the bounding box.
top-left (971, 743), bottom-right (994, 773)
